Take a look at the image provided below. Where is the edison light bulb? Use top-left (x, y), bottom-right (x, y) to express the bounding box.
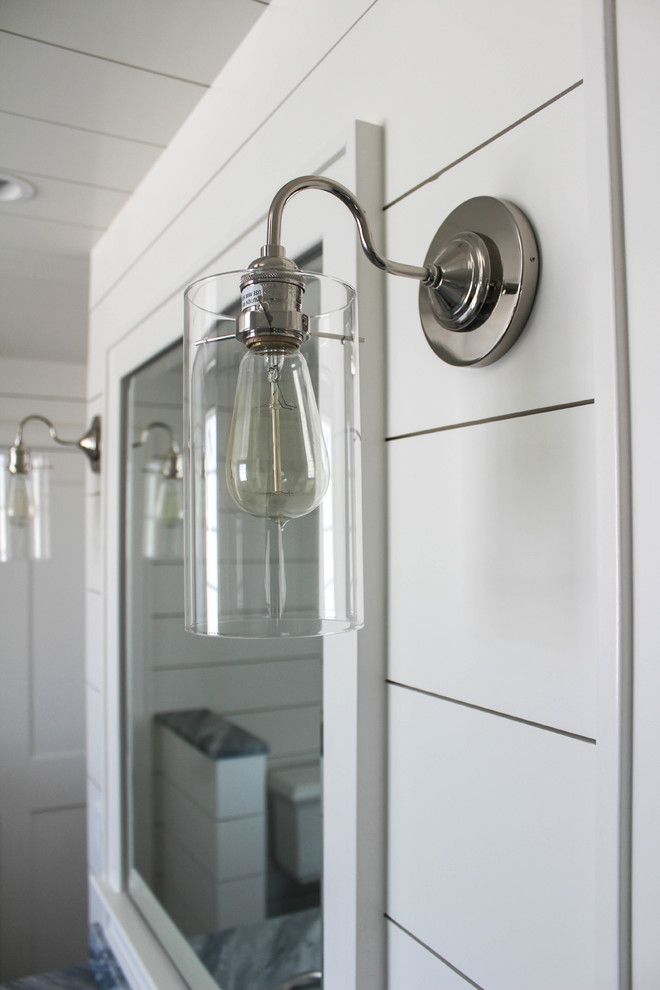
top-left (155, 476), bottom-right (184, 528)
top-left (226, 347), bottom-right (329, 521)
top-left (7, 473), bottom-right (33, 527)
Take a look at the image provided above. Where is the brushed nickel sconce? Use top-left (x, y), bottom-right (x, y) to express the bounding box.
top-left (184, 177), bottom-right (538, 637)
top-left (132, 421), bottom-right (183, 560)
top-left (256, 177), bottom-right (539, 366)
top-left (0, 414), bottom-right (101, 562)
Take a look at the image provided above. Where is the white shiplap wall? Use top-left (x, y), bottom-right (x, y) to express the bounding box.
top-left (86, 1), bottom-right (631, 987)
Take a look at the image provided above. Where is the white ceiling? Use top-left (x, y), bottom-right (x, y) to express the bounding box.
top-left (0, 0), bottom-right (266, 364)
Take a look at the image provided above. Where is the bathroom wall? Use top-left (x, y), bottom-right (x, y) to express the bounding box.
top-left (86, 1), bottom-right (631, 987)
top-left (0, 358), bottom-right (88, 980)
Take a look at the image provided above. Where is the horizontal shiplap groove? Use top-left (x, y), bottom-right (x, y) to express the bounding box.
top-left (0, 390), bottom-right (86, 404)
top-left (152, 653), bottom-right (320, 672)
top-left (1, 446), bottom-right (84, 458)
top-left (156, 700), bottom-right (319, 718)
top-left (0, 107), bottom-right (167, 149)
top-left (0, 29), bottom-right (210, 89)
top-left (386, 915), bottom-right (484, 990)
top-left (149, 557), bottom-right (319, 569)
top-left (31, 801), bottom-right (86, 817)
top-left (5, 210), bottom-right (105, 232)
top-left (388, 679), bottom-right (596, 744)
top-left (89, 0), bottom-right (381, 314)
top-left (2, 167), bottom-right (133, 196)
top-left (384, 79), bottom-right (584, 210)
top-left (133, 399), bottom-right (182, 410)
top-left (386, 398), bottom-right (595, 442)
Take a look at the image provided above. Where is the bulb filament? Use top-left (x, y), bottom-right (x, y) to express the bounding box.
top-left (267, 357), bottom-right (295, 503)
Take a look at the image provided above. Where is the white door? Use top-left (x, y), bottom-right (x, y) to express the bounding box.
top-left (0, 361), bottom-right (88, 981)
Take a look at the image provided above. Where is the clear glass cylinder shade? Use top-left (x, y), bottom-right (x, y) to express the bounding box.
top-left (184, 270), bottom-right (362, 638)
top-left (142, 460), bottom-right (184, 561)
top-left (0, 454), bottom-right (51, 562)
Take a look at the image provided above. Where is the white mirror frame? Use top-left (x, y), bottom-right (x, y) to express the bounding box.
top-left (90, 120), bottom-right (386, 990)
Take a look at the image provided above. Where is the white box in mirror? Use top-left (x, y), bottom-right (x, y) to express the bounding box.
top-left (154, 709), bottom-right (269, 933)
top-left (269, 761), bottom-right (322, 885)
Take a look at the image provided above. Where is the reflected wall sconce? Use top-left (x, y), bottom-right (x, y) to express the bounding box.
top-left (132, 421), bottom-right (183, 561)
top-left (0, 414), bottom-right (101, 562)
top-left (184, 176), bottom-right (539, 638)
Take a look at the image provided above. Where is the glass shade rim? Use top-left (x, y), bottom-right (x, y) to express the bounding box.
top-left (185, 615), bottom-right (363, 639)
top-left (184, 269), bottom-right (356, 321)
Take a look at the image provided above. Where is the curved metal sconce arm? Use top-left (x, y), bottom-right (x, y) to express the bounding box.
top-left (15, 413), bottom-right (78, 448)
top-left (132, 420), bottom-right (179, 454)
top-left (10, 414), bottom-right (101, 474)
top-left (265, 175), bottom-right (440, 286)
top-left (250, 175), bottom-right (539, 367)
top-left (132, 421), bottom-right (181, 480)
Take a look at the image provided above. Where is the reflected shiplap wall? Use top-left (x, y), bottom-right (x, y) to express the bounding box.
top-left (86, 1), bottom-right (627, 987)
top-left (124, 364), bottom-right (323, 908)
top-left (0, 358), bottom-right (87, 980)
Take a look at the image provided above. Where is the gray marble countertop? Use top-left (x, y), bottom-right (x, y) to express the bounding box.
top-left (155, 708), bottom-right (270, 760)
top-left (0, 968), bottom-right (97, 990)
top-left (190, 908), bottom-right (321, 990)
top-left (89, 925), bottom-right (129, 989)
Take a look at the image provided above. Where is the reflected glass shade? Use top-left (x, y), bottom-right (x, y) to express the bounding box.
top-left (0, 454), bottom-right (51, 562)
top-left (142, 459), bottom-right (184, 561)
top-left (184, 270), bottom-right (362, 638)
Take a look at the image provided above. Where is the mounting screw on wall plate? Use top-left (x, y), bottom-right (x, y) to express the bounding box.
top-left (418, 196), bottom-right (539, 366)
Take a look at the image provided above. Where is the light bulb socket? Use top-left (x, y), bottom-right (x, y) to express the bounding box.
top-left (8, 442), bottom-right (31, 475)
top-left (162, 450), bottom-right (183, 480)
top-left (237, 250), bottom-right (309, 350)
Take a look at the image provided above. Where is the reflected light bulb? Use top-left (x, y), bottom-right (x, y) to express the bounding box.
top-left (155, 476), bottom-right (184, 528)
top-left (7, 473), bottom-right (33, 527)
top-left (226, 346), bottom-right (329, 521)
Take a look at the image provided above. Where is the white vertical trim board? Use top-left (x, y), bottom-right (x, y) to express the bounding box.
top-left (582, 1), bottom-right (635, 987)
top-left (615, 0), bottom-right (660, 986)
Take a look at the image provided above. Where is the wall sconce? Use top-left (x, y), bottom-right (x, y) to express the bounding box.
top-left (184, 176), bottom-right (538, 638)
top-left (132, 421), bottom-right (183, 561)
top-left (0, 414), bottom-right (101, 562)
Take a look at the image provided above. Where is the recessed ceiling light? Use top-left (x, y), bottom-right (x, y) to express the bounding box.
top-left (0, 174), bottom-right (36, 203)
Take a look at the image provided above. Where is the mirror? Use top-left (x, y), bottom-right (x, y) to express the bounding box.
top-left (122, 254), bottom-right (324, 990)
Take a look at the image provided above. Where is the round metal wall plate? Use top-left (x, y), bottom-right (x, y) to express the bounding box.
top-left (418, 196), bottom-right (539, 367)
